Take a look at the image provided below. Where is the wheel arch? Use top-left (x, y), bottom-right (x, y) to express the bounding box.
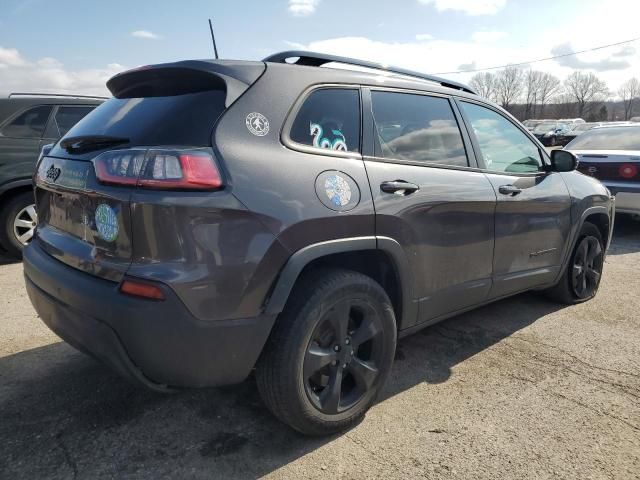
top-left (0, 179), bottom-right (33, 205)
top-left (264, 236), bottom-right (417, 331)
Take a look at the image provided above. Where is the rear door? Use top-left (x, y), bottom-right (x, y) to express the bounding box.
top-left (363, 88), bottom-right (496, 327)
top-left (457, 99), bottom-right (572, 298)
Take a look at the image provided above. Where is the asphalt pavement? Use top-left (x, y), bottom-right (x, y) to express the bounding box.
top-left (1, 215), bottom-right (639, 479)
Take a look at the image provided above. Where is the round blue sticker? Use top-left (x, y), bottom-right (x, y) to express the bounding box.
top-left (95, 203), bottom-right (119, 242)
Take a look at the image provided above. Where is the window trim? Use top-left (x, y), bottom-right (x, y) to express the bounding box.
top-left (281, 84), bottom-right (363, 160)
top-left (0, 104), bottom-right (54, 140)
top-left (361, 86), bottom-right (479, 171)
top-left (454, 97), bottom-right (551, 177)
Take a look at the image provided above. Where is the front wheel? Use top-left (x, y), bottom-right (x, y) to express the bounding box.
top-left (256, 269), bottom-right (397, 436)
top-left (543, 222), bottom-right (604, 304)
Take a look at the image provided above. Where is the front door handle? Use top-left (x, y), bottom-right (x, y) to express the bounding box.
top-left (498, 184), bottom-right (522, 196)
top-left (380, 180), bottom-right (420, 195)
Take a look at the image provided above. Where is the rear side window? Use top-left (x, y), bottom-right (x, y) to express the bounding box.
top-left (1, 105), bottom-right (52, 138)
top-left (62, 90), bottom-right (226, 146)
top-left (371, 91), bottom-right (468, 167)
top-left (290, 89), bottom-right (360, 153)
top-left (567, 127), bottom-right (640, 150)
top-left (55, 106), bottom-right (95, 136)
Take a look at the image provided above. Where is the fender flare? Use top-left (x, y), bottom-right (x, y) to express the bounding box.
top-left (264, 236), bottom-right (417, 330)
top-left (0, 178), bottom-right (33, 198)
top-left (556, 205), bottom-right (612, 283)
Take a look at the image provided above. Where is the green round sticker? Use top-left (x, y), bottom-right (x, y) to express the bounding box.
top-left (95, 203), bottom-right (119, 242)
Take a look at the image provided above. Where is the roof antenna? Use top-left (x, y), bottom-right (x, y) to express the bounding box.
top-left (208, 19), bottom-right (219, 59)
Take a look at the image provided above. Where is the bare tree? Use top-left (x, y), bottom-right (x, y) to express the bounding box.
top-left (537, 72), bottom-right (560, 117)
top-left (495, 66), bottom-right (523, 111)
top-left (564, 72), bottom-right (609, 118)
top-left (469, 72), bottom-right (497, 102)
top-left (523, 70), bottom-right (542, 119)
top-left (618, 77), bottom-right (640, 120)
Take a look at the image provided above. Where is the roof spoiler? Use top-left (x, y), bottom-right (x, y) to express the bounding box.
top-left (263, 50), bottom-right (476, 95)
top-left (106, 60), bottom-right (265, 107)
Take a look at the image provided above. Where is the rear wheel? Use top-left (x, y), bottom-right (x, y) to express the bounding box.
top-left (544, 222), bottom-right (604, 304)
top-left (256, 269), bottom-right (396, 436)
top-left (0, 191), bottom-right (37, 258)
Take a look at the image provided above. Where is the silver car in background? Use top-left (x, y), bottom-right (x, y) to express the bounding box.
top-left (566, 124), bottom-right (640, 217)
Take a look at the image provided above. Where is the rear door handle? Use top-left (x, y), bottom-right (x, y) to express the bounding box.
top-left (380, 180), bottom-right (420, 195)
top-left (498, 184), bottom-right (522, 196)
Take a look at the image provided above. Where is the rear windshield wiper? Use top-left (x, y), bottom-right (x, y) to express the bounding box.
top-left (60, 135), bottom-right (130, 154)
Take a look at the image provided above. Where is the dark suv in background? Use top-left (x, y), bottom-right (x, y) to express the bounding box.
top-left (0, 93), bottom-right (103, 256)
top-left (24, 52), bottom-right (614, 435)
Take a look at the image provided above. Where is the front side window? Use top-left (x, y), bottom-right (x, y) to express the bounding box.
top-left (460, 102), bottom-right (542, 173)
top-left (55, 106), bottom-right (95, 136)
top-left (290, 88), bottom-right (360, 153)
top-left (1, 105), bottom-right (53, 139)
top-left (371, 91), bottom-right (468, 167)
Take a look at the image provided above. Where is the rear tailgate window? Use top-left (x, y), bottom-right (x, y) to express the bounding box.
top-left (54, 90), bottom-right (226, 149)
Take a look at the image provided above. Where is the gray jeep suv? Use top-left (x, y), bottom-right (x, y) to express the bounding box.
top-left (0, 94), bottom-right (103, 256)
top-left (23, 52), bottom-right (614, 435)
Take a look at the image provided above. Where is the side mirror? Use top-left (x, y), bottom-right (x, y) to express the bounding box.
top-left (550, 149), bottom-right (577, 172)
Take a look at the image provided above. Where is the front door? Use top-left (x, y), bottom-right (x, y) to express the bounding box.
top-left (457, 100), bottom-right (572, 299)
top-left (364, 89), bottom-right (497, 327)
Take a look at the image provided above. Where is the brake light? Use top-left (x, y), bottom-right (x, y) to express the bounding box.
top-left (93, 148), bottom-right (223, 190)
top-left (120, 279), bottom-right (165, 300)
top-left (620, 164), bottom-right (638, 179)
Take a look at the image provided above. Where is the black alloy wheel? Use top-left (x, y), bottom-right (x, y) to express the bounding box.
top-left (303, 297), bottom-right (384, 414)
top-left (256, 269), bottom-right (396, 436)
top-left (571, 235), bottom-right (603, 299)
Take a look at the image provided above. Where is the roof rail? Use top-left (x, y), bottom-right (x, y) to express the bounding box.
top-left (263, 50), bottom-right (476, 95)
top-left (8, 92), bottom-right (108, 100)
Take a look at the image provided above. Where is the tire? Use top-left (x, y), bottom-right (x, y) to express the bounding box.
top-left (0, 191), bottom-right (37, 258)
top-left (256, 268), bottom-right (397, 436)
top-left (543, 222), bottom-right (604, 304)
top-left (549, 136), bottom-right (557, 147)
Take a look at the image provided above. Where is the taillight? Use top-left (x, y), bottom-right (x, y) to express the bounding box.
top-left (620, 164), bottom-right (638, 179)
top-left (93, 148), bottom-right (223, 190)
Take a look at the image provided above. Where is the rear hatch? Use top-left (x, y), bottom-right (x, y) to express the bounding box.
top-left (34, 60), bottom-right (265, 282)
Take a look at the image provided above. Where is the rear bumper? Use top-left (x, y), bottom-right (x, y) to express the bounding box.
top-left (24, 241), bottom-right (276, 389)
top-left (603, 183), bottom-right (640, 214)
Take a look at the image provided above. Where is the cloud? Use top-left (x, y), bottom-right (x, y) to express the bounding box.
top-left (131, 30), bottom-right (161, 40)
top-left (415, 33), bottom-right (434, 41)
top-left (0, 46), bottom-right (124, 97)
top-left (551, 42), bottom-right (631, 72)
top-left (612, 45), bottom-right (636, 58)
top-left (417, 0), bottom-right (507, 15)
top-left (472, 31), bottom-right (507, 43)
top-left (288, 0), bottom-right (320, 16)
top-left (0, 47), bottom-right (28, 67)
top-left (457, 61), bottom-right (477, 71)
top-left (286, 35), bottom-right (639, 92)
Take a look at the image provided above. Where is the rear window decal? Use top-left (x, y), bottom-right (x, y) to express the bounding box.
top-left (310, 123), bottom-right (348, 151)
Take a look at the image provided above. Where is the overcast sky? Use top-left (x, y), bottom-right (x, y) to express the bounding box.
top-left (0, 0), bottom-right (639, 97)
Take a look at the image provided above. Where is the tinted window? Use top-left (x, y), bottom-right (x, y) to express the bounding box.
top-left (290, 89), bottom-right (360, 153)
top-left (61, 90), bottom-right (226, 146)
top-left (371, 91), bottom-right (468, 167)
top-left (566, 127), bottom-right (640, 150)
top-left (1, 105), bottom-right (52, 138)
top-left (55, 106), bottom-right (95, 136)
top-left (460, 102), bottom-right (542, 173)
